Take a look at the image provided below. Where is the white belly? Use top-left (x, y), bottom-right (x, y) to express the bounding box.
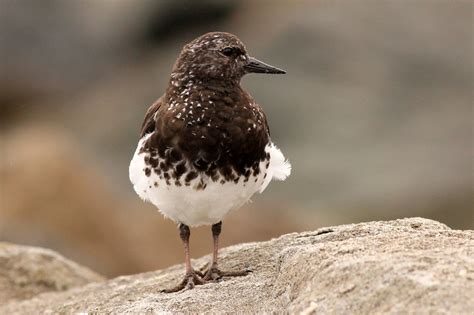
top-left (129, 133), bottom-right (290, 227)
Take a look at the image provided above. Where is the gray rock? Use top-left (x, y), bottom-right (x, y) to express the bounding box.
top-left (1, 218), bottom-right (473, 314)
top-left (0, 243), bottom-right (104, 304)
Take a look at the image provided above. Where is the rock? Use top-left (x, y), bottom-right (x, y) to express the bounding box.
top-left (0, 243), bottom-right (104, 304)
top-left (1, 218), bottom-right (473, 314)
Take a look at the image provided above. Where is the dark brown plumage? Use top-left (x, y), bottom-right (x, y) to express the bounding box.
top-left (139, 32), bottom-right (280, 186)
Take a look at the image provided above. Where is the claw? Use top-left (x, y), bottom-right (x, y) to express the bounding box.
top-left (202, 265), bottom-right (251, 281)
top-left (161, 270), bottom-right (206, 293)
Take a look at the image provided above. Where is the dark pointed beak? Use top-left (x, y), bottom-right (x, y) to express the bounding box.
top-left (244, 57), bottom-right (286, 74)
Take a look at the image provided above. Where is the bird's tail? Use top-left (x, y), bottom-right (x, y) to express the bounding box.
top-left (269, 143), bottom-right (291, 181)
top-left (259, 142), bottom-right (291, 193)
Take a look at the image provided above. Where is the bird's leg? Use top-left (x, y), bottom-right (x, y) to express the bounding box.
top-left (162, 223), bottom-right (205, 293)
top-left (203, 221), bottom-right (250, 281)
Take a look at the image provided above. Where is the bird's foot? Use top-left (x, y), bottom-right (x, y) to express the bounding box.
top-left (202, 264), bottom-right (251, 281)
top-left (161, 270), bottom-right (206, 293)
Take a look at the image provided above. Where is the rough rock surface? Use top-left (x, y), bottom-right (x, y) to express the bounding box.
top-left (0, 243), bottom-right (104, 304)
top-left (1, 218), bottom-right (473, 314)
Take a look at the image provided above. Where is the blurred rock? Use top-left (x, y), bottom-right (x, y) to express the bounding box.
top-left (1, 218), bottom-right (473, 313)
top-left (0, 0), bottom-right (237, 124)
top-left (239, 2), bottom-right (473, 228)
top-left (0, 242), bottom-right (103, 304)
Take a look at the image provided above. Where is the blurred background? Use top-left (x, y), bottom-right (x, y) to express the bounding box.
top-left (0, 0), bottom-right (472, 277)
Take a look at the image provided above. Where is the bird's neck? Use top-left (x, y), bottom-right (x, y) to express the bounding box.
top-left (166, 76), bottom-right (242, 102)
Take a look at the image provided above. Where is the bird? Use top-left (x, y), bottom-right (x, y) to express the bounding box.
top-left (129, 32), bottom-right (291, 293)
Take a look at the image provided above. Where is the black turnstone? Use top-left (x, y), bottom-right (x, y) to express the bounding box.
top-left (129, 32), bottom-right (291, 292)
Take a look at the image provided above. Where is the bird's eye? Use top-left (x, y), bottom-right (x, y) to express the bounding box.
top-left (221, 47), bottom-right (234, 57)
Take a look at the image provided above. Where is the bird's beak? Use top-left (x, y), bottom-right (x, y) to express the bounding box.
top-left (244, 57), bottom-right (286, 74)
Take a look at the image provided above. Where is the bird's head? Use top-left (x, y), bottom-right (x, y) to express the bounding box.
top-left (170, 32), bottom-right (285, 85)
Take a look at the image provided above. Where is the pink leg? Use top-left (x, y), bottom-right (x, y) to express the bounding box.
top-left (203, 221), bottom-right (250, 281)
top-left (162, 224), bottom-right (205, 293)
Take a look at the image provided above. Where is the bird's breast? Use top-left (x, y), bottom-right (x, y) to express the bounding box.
top-left (147, 99), bottom-right (268, 179)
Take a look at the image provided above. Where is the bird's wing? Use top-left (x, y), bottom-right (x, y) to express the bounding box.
top-left (139, 96), bottom-right (163, 138)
